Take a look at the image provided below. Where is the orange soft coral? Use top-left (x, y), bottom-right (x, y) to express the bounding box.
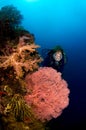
top-left (0, 43), bottom-right (42, 78)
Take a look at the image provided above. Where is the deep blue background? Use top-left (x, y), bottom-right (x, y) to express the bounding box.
top-left (0, 0), bottom-right (86, 129)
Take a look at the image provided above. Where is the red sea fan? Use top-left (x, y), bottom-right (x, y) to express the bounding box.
top-left (24, 67), bottom-right (70, 122)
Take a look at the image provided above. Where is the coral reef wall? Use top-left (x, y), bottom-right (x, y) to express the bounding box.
top-left (0, 5), bottom-right (70, 130)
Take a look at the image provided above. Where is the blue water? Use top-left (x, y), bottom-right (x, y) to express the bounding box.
top-left (0, 0), bottom-right (86, 129)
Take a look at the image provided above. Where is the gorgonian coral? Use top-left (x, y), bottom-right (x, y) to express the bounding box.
top-left (24, 67), bottom-right (70, 122)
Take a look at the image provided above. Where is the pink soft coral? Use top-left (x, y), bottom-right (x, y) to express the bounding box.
top-left (24, 67), bottom-right (70, 122)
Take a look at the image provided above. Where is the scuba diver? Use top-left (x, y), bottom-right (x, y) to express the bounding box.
top-left (41, 45), bottom-right (67, 73)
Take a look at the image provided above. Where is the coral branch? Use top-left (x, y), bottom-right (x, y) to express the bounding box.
top-left (17, 44), bottom-right (40, 54)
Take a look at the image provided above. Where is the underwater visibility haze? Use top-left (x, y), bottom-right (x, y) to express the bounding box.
top-left (0, 0), bottom-right (86, 129)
